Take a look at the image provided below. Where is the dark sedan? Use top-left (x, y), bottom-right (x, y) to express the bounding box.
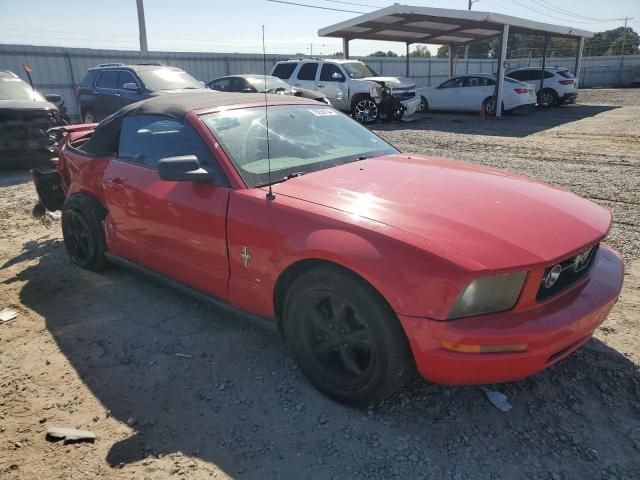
top-left (207, 74), bottom-right (330, 104)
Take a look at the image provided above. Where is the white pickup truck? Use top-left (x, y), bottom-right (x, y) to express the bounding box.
top-left (271, 58), bottom-right (421, 123)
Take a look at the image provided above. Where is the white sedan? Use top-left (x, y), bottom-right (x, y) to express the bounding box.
top-left (417, 74), bottom-right (537, 115)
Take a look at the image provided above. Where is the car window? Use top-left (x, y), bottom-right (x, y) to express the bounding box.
top-left (117, 71), bottom-right (138, 89)
top-left (319, 64), bottom-right (345, 82)
top-left (97, 70), bottom-right (119, 89)
top-left (507, 70), bottom-right (524, 81)
top-left (439, 77), bottom-right (464, 88)
top-left (556, 70), bottom-right (575, 79)
top-left (230, 78), bottom-right (246, 92)
top-left (463, 77), bottom-right (494, 87)
top-left (118, 115), bottom-right (223, 179)
top-left (544, 70), bottom-right (555, 79)
top-left (211, 77), bottom-right (231, 91)
top-left (297, 63), bottom-right (318, 81)
top-left (80, 70), bottom-right (99, 87)
top-left (135, 67), bottom-right (203, 91)
top-left (272, 63), bottom-right (297, 79)
top-left (0, 77), bottom-right (46, 101)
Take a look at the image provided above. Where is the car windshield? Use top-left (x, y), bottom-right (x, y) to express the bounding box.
top-left (342, 62), bottom-right (379, 79)
top-left (202, 105), bottom-right (397, 187)
top-left (0, 78), bottom-right (46, 101)
top-left (245, 76), bottom-right (289, 92)
top-left (136, 68), bottom-right (203, 91)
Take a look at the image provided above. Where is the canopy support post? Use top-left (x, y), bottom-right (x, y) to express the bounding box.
top-left (495, 24), bottom-right (509, 118)
top-left (539, 35), bottom-right (548, 108)
top-left (343, 38), bottom-right (350, 59)
top-left (574, 36), bottom-right (584, 83)
top-left (405, 42), bottom-right (410, 77)
top-left (448, 45), bottom-right (453, 78)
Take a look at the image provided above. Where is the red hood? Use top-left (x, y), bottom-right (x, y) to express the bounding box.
top-left (272, 154), bottom-right (611, 270)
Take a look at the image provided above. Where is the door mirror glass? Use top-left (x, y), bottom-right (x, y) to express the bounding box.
top-left (123, 82), bottom-right (139, 91)
top-left (157, 155), bottom-right (217, 182)
top-left (44, 93), bottom-right (62, 103)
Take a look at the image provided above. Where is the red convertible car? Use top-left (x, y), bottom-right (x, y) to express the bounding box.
top-left (33, 92), bottom-right (623, 406)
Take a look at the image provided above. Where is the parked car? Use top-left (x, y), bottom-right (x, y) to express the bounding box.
top-left (0, 70), bottom-right (67, 162)
top-left (270, 58), bottom-right (421, 123)
top-left (506, 67), bottom-right (578, 107)
top-left (32, 92), bottom-right (623, 406)
top-left (417, 74), bottom-right (537, 115)
top-left (76, 63), bottom-right (205, 123)
top-left (207, 74), bottom-right (330, 104)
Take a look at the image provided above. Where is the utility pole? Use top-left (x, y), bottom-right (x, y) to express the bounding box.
top-left (619, 16), bottom-right (628, 86)
top-left (136, 0), bottom-right (148, 53)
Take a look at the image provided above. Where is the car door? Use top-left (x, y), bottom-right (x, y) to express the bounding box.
top-left (209, 77), bottom-right (232, 92)
top-left (317, 63), bottom-right (349, 110)
top-left (429, 77), bottom-right (464, 110)
top-left (94, 69), bottom-right (120, 120)
top-left (293, 62), bottom-right (319, 92)
top-left (102, 114), bottom-right (231, 300)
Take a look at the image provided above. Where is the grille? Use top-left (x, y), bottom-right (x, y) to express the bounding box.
top-left (536, 244), bottom-right (599, 302)
top-left (393, 91), bottom-right (416, 99)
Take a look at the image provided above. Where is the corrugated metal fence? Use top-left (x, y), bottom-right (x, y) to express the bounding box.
top-left (1, 44), bottom-right (638, 118)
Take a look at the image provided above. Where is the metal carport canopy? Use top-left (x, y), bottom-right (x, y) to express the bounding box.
top-left (318, 4), bottom-right (594, 117)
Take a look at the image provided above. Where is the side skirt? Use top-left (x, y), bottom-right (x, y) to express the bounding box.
top-left (104, 252), bottom-right (279, 337)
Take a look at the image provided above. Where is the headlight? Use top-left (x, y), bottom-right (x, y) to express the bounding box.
top-left (448, 271), bottom-right (527, 319)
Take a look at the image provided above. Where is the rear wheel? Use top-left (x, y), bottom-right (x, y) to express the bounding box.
top-left (283, 266), bottom-right (414, 406)
top-left (83, 109), bottom-right (96, 124)
top-left (61, 195), bottom-right (108, 271)
top-left (539, 88), bottom-right (558, 108)
top-left (352, 97), bottom-right (378, 124)
top-left (483, 96), bottom-right (497, 116)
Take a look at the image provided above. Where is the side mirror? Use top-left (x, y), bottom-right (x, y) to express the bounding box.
top-left (123, 82), bottom-right (139, 91)
top-left (45, 93), bottom-right (62, 103)
top-left (157, 155), bottom-right (217, 182)
top-left (331, 72), bottom-right (344, 81)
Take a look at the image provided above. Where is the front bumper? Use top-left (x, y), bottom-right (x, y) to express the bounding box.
top-left (398, 245), bottom-right (624, 385)
top-left (400, 96), bottom-right (422, 116)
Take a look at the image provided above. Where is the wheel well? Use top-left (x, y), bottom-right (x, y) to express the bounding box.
top-left (351, 93), bottom-right (370, 111)
top-left (273, 258), bottom-right (395, 335)
top-left (64, 192), bottom-right (107, 218)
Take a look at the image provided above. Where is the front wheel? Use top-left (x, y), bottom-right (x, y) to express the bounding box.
top-left (352, 97), bottom-right (378, 124)
top-left (61, 195), bottom-right (108, 271)
top-left (539, 88), bottom-right (558, 108)
top-left (83, 109), bottom-right (96, 124)
top-left (283, 266), bottom-right (414, 406)
top-left (483, 96), bottom-right (497, 116)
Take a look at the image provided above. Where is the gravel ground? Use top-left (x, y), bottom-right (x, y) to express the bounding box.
top-left (1, 89), bottom-right (639, 480)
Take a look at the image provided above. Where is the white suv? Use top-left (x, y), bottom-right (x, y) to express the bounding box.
top-left (271, 58), bottom-right (421, 123)
top-left (506, 67), bottom-right (578, 108)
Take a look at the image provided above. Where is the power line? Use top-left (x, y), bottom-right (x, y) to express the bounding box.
top-left (265, 0), bottom-right (366, 14)
top-left (323, 0), bottom-right (380, 8)
top-left (532, 0), bottom-right (625, 22)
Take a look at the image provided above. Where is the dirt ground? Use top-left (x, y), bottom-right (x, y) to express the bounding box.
top-left (1, 88), bottom-right (639, 480)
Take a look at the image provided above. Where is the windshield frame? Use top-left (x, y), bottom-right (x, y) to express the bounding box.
top-left (199, 104), bottom-right (398, 188)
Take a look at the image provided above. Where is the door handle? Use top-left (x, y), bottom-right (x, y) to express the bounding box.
top-left (108, 177), bottom-right (125, 190)
top-left (317, 85), bottom-right (325, 88)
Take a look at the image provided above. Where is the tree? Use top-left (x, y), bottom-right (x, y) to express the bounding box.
top-left (586, 27), bottom-right (639, 56)
top-left (410, 45), bottom-right (431, 57)
top-left (367, 50), bottom-right (398, 57)
top-left (605, 31), bottom-right (640, 55)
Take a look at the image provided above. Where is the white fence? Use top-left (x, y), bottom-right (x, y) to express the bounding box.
top-left (1, 44), bottom-right (638, 118)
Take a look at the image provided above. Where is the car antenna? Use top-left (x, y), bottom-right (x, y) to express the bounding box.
top-left (262, 25), bottom-right (275, 201)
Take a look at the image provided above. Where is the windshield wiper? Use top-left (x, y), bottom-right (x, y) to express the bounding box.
top-left (282, 172), bottom-right (306, 180)
top-left (357, 155), bottom-right (375, 160)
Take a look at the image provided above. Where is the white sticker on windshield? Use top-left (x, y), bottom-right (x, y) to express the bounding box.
top-left (310, 108), bottom-right (338, 116)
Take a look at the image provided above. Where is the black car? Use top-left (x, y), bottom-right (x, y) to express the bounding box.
top-left (77, 63), bottom-right (205, 123)
top-left (0, 71), bottom-right (66, 163)
top-left (207, 74), bottom-right (330, 104)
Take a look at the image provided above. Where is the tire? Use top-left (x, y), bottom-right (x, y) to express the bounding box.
top-left (83, 109), bottom-right (96, 124)
top-left (61, 194), bottom-right (108, 272)
top-left (539, 88), bottom-right (558, 108)
top-left (420, 95), bottom-right (429, 113)
top-left (282, 266), bottom-right (414, 406)
top-left (483, 96), bottom-right (497, 116)
top-left (352, 96), bottom-right (379, 124)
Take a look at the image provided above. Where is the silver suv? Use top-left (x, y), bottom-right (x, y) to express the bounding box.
top-left (271, 58), bottom-right (421, 122)
top-left (506, 67), bottom-right (578, 108)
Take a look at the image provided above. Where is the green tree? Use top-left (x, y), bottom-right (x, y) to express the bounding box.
top-left (410, 45), bottom-right (431, 57)
top-left (605, 31), bottom-right (640, 55)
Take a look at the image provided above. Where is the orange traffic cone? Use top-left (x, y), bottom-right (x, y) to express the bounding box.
top-left (479, 103), bottom-right (486, 119)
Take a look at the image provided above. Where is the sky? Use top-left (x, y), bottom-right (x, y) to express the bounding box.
top-left (0, 0), bottom-right (638, 56)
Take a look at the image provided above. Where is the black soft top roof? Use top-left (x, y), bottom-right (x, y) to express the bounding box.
top-left (80, 91), bottom-right (317, 156)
